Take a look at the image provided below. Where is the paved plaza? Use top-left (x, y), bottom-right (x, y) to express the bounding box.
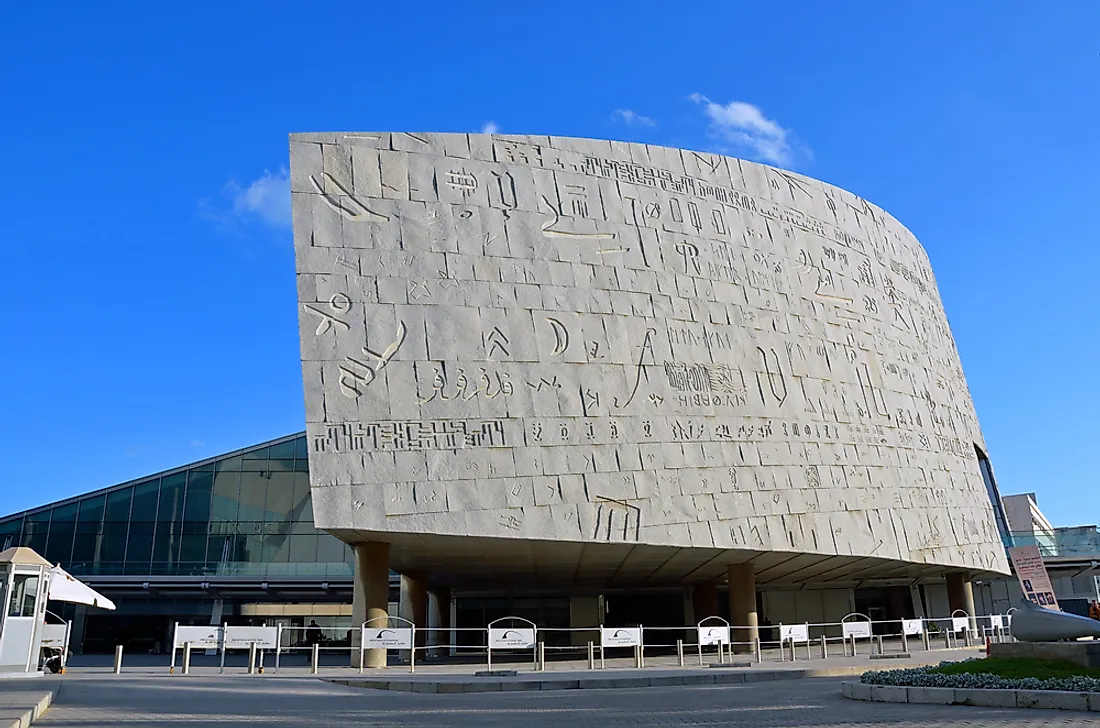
top-left (19, 673), bottom-right (1096, 727)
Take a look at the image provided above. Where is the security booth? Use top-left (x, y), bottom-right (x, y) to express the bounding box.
top-left (0, 547), bottom-right (52, 677)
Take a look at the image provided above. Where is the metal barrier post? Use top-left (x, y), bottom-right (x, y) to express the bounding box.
top-left (697, 640), bottom-right (703, 667)
top-left (219, 622), bottom-right (227, 675)
top-left (790, 639), bottom-right (797, 662)
top-left (943, 630), bottom-right (951, 650)
top-left (410, 643), bottom-right (416, 675)
top-left (537, 642), bottom-right (545, 672)
top-left (113, 645), bottom-right (124, 674)
top-left (876, 635), bottom-right (884, 655)
top-left (806, 638), bottom-right (811, 660)
top-left (820, 635), bottom-right (827, 659)
top-left (182, 642), bottom-right (192, 675)
top-left (640, 641), bottom-right (645, 669)
top-left (922, 629), bottom-right (930, 651)
top-left (275, 626), bottom-right (282, 674)
top-left (588, 641), bottom-right (595, 670)
top-left (600, 644), bottom-right (605, 670)
top-left (901, 630), bottom-right (908, 653)
top-left (964, 629), bottom-right (972, 648)
top-left (677, 639), bottom-right (684, 667)
top-left (311, 642), bottom-right (319, 675)
top-left (247, 642), bottom-right (257, 674)
top-left (753, 637), bottom-right (761, 663)
top-left (850, 634), bottom-right (857, 656)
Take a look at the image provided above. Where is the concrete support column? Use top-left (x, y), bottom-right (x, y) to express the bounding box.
top-left (430, 588), bottom-right (452, 656)
top-left (693, 582), bottom-right (719, 623)
top-left (728, 564), bottom-right (758, 652)
top-left (399, 573), bottom-right (428, 648)
top-left (352, 542), bottom-right (390, 668)
top-left (946, 571), bottom-right (978, 631)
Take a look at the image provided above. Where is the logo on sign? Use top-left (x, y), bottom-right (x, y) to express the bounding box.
top-left (363, 627), bottom-right (412, 649)
top-left (698, 627), bottom-right (729, 645)
top-left (490, 628), bottom-right (535, 649)
top-left (601, 627), bottom-right (641, 647)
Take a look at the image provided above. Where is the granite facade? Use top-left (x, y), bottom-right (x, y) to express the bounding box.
top-left (290, 132), bottom-right (1008, 577)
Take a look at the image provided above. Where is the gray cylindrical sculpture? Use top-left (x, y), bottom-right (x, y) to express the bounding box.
top-left (290, 132), bottom-right (1009, 588)
top-left (1010, 601), bottom-right (1100, 642)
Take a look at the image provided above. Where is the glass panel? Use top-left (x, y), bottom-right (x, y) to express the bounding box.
top-left (158, 473), bottom-right (186, 523)
top-left (126, 521), bottom-right (155, 572)
top-left (293, 436), bottom-right (308, 459)
top-left (269, 441), bottom-right (296, 459)
top-left (243, 446), bottom-right (270, 460)
top-left (23, 512), bottom-right (49, 554)
top-left (238, 472), bottom-right (269, 521)
top-left (0, 518), bottom-right (23, 551)
top-left (211, 471), bottom-right (240, 522)
top-left (215, 456), bottom-right (242, 472)
top-left (50, 502), bottom-right (78, 523)
top-left (152, 520), bottom-right (183, 566)
top-left (78, 495), bottom-right (106, 527)
top-left (104, 488), bottom-right (133, 522)
top-left (130, 480), bottom-right (160, 521)
top-left (263, 472), bottom-right (297, 523)
top-left (316, 534), bottom-right (346, 564)
top-left (293, 458), bottom-right (310, 472)
top-left (269, 459), bottom-right (295, 473)
top-left (184, 470), bottom-right (213, 521)
top-left (7, 574), bottom-right (40, 617)
top-left (179, 534), bottom-right (207, 567)
top-left (71, 530), bottom-right (101, 570)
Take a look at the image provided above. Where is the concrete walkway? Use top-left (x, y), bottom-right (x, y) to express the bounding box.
top-left (0, 681), bottom-right (58, 728)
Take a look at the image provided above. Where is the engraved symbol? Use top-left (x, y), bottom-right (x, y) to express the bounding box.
top-left (486, 327), bottom-right (510, 359)
top-left (615, 328), bottom-right (656, 408)
top-left (490, 170), bottom-right (517, 209)
top-left (711, 209), bottom-right (727, 236)
top-left (647, 393), bottom-right (664, 406)
top-left (338, 322), bottom-right (408, 399)
top-left (755, 347), bottom-right (788, 406)
top-left (686, 201), bottom-right (702, 232)
top-left (863, 295), bottom-right (879, 314)
top-left (446, 169), bottom-right (478, 196)
top-left (581, 388), bottom-right (600, 415)
top-left (585, 341), bottom-right (605, 360)
top-left (499, 513), bottom-right (522, 532)
top-left (691, 151), bottom-right (722, 174)
top-left (546, 317), bottom-right (569, 356)
top-left (540, 195), bottom-right (615, 239)
top-left (304, 292), bottom-right (352, 336)
top-left (336, 256), bottom-right (358, 272)
top-left (675, 241), bottom-right (701, 275)
top-left (644, 202), bottom-right (661, 219)
top-left (309, 173), bottom-right (390, 222)
top-left (496, 139), bottom-right (543, 166)
top-left (592, 497), bottom-right (640, 542)
top-left (770, 169), bottom-right (812, 200)
top-left (408, 280), bottom-right (431, 300)
top-left (526, 376), bottom-right (561, 392)
top-left (564, 184), bottom-right (588, 217)
top-left (595, 247), bottom-right (631, 255)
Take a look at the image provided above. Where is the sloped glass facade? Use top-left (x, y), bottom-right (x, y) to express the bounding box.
top-left (0, 434), bottom-right (353, 580)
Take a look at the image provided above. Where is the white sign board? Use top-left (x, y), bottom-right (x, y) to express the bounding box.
top-left (842, 621), bottom-right (871, 639)
top-left (362, 627), bottom-right (413, 649)
top-left (697, 625), bottom-right (730, 645)
top-left (224, 626), bottom-right (278, 650)
top-left (600, 627), bottom-right (642, 648)
top-left (902, 619), bottom-right (924, 636)
top-left (951, 617), bottom-right (969, 633)
top-left (1008, 545), bottom-right (1060, 610)
top-left (174, 625), bottom-right (223, 649)
top-left (489, 627), bottom-right (536, 649)
top-left (39, 624), bottom-right (68, 649)
top-left (989, 615), bottom-right (1004, 629)
top-left (780, 624), bottom-right (809, 643)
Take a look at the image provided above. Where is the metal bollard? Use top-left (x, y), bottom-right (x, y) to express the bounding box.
top-left (964, 629), bottom-right (972, 648)
top-left (639, 643), bottom-right (645, 668)
top-left (943, 630), bottom-right (951, 650)
top-left (901, 630), bottom-right (908, 653)
top-left (310, 642), bottom-right (319, 675)
top-left (922, 630), bottom-right (930, 651)
top-left (789, 640), bottom-right (797, 662)
top-left (851, 634), bottom-right (857, 656)
top-left (538, 642), bottom-right (546, 672)
top-left (676, 639), bottom-right (684, 667)
top-left (587, 641), bottom-right (595, 669)
top-left (753, 637), bottom-right (761, 663)
top-left (182, 642), bottom-right (192, 675)
top-left (876, 635), bottom-right (884, 655)
top-left (820, 635), bottom-right (827, 659)
top-left (248, 642), bottom-right (257, 674)
top-left (113, 645), bottom-right (124, 674)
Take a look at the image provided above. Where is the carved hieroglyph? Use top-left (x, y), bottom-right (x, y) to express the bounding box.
top-left (291, 132), bottom-right (1009, 575)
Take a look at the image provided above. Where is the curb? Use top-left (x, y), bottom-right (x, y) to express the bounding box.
top-left (0, 686), bottom-right (60, 728)
top-left (332, 666), bottom-right (875, 693)
top-left (841, 680), bottom-right (1100, 712)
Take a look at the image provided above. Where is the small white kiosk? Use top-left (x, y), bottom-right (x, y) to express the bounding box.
top-left (0, 548), bottom-right (53, 678)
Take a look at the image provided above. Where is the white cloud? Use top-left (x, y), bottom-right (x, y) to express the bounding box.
top-left (689, 94), bottom-right (803, 166)
top-left (227, 168), bottom-right (291, 227)
top-left (480, 121), bottom-right (500, 134)
top-left (611, 109), bottom-right (656, 127)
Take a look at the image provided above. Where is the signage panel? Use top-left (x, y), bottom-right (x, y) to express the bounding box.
top-left (697, 625), bottom-right (730, 646)
top-left (780, 624), bottom-right (809, 643)
top-left (224, 626), bottom-right (278, 650)
top-left (362, 627), bottom-right (413, 649)
top-left (989, 615), bottom-right (1004, 629)
top-left (842, 621), bottom-right (871, 639)
top-left (489, 627), bottom-right (536, 649)
top-left (174, 625), bottom-right (222, 650)
top-left (902, 619), bottom-right (924, 636)
top-left (951, 617), bottom-right (969, 633)
top-left (600, 627), bottom-right (642, 648)
top-left (1008, 545), bottom-right (1060, 610)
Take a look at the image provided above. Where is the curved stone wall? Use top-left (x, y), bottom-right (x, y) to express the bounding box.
top-left (290, 132), bottom-right (1007, 576)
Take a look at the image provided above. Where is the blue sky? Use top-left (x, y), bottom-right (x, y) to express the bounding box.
top-left (1, 2), bottom-right (1096, 528)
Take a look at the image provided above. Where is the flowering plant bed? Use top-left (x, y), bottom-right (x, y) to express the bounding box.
top-left (862, 658), bottom-right (1100, 692)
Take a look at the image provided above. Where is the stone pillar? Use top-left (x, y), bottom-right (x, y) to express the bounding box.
top-left (352, 542), bottom-right (390, 668)
top-left (400, 573), bottom-right (428, 649)
top-left (728, 564), bottom-right (758, 651)
top-left (693, 582), bottom-right (719, 622)
top-left (946, 571), bottom-right (978, 631)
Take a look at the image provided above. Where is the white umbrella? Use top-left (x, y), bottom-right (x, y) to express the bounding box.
top-left (48, 567), bottom-right (116, 610)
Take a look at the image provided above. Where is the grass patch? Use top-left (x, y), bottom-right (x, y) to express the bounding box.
top-left (929, 657), bottom-right (1100, 680)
